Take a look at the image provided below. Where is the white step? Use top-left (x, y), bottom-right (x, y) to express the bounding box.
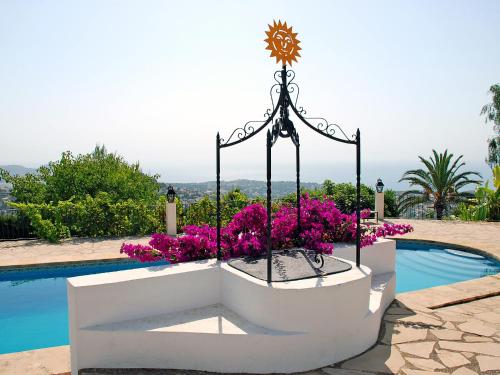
top-left (368, 272), bottom-right (395, 314)
top-left (85, 303), bottom-right (296, 336)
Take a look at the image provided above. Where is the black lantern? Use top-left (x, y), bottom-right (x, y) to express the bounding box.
top-left (166, 185), bottom-right (176, 203)
top-left (376, 178), bottom-right (385, 193)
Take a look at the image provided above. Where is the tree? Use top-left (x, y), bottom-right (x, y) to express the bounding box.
top-left (399, 150), bottom-right (482, 219)
top-left (0, 146), bottom-right (163, 241)
top-left (185, 195), bottom-right (217, 226)
top-left (0, 145), bottom-right (160, 205)
top-left (323, 181), bottom-right (375, 213)
top-left (480, 84), bottom-right (500, 167)
top-left (384, 189), bottom-right (399, 218)
top-left (221, 189), bottom-right (250, 225)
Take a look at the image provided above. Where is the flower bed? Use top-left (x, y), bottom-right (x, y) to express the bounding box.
top-left (121, 195), bottom-right (413, 263)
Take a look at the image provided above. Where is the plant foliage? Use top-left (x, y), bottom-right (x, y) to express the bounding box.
top-left (121, 195), bottom-right (413, 264)
top-left (455, 166), bottom-right (500, 221)
top-left (0, 146), bottom-right (162, 241)
top-left (481, 84), bottom-right (500, 167)
top-left (399, 150), bottom-right (482, 219)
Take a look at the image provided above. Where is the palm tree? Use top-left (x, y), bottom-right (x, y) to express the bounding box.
top-left (399, 150), bottom-right (482, 219)
top-left (480, 84), bottom-right (500, 167)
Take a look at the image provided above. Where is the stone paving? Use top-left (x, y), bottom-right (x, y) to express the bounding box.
top-left (0, 236), bottom-right (149, 268)
top-left (329, 295), bottom-right (500, 374)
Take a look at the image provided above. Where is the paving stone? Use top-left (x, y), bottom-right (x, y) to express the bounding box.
top-left (381, 323), bottom-right (428, 345)
top-left (476, 355), bottom-right (500, 372)
top-left (475, 311), bottom-right (500, 323)
top-left (450, 367), bottom-right (478, 375)
top-left (434, 311), bottom-right (469, 323)
top-left (384, 312), bottom-right (443, 326)
top-left (405, 357), bottom-right (445, 370)
top-left (431, 328), bottom-right (463, 340)
top-left (321, 368), bottom-right (374, 375)
top-left (458, 303), bottom-right (491, 315)
top-left (436, 350), bottom-right (470, 368)
top-left (438, 340), bottom-right (500, 356)
top-left (462, 335), bottom-right (493, 342)
top-left (0, 345), bottom-right (70, 375)
top-left (484, 320), bottom-right (500, 332)
top-left (461, 352), bottom-right (474, 358)
top-left (402, 369), bottom-right (446, 375)
top-left (341, 345), bottom-right (405, 374)
top-left (397, 341), bottom-right (435, 358)
top-left (385, 306), bottom-right (414, 315)
top-left (458, 319), bottom-right (496, 337)
top-left (443, 321), bottom-right (457, 329)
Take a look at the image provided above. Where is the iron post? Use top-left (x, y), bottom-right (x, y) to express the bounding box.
top-left (216, 132), bottom-right (221, 261)
top-left (266, 129), bottom-right (272, 283)
top-left (296, 136), bottom-right (301, 237)
top-left (356, 129), bottom-right (361, 268)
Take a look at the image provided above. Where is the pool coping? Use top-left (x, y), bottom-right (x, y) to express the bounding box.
top-left (392, 237), bottom-right (500, 262)
top-left (0, 255), bottom-right (131, 271)
top-left (390, 238), bottom-right (500, 310)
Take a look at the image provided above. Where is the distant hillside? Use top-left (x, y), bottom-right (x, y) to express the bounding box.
top-left (160, 179), bottom-right (322, 204)
top-left (0, 165), bottom-right (38, 187)
top-left (0, 165), bottom-right (38, 176)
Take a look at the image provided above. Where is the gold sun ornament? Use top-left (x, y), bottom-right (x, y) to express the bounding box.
top-left (265, 20), bottom-right (301, 66)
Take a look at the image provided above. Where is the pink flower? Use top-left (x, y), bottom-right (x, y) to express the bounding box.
top-left (121, 195), bottom-right (413, 264)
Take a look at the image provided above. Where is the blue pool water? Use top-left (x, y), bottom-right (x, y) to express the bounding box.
top-left (396, 241), bottom-right (500, 292)
top-left (0, 241), bottom-right (499, 354)
top-left (0, 260), bottom-right (168, 354)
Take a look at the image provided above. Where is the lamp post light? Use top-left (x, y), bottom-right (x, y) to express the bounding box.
top-left (376, 178), bottom-right (385, 193)
top-left (375, 178), bottom-right (385, 220)
top-left (166, 185), bottom-right (177, 236)
top-left (167, 185), bottom-right (176, 203)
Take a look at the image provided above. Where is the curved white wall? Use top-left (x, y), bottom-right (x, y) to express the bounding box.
top-left (68, 239), bottom-right (396, 374)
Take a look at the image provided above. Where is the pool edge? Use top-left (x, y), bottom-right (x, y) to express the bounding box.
top-left (392, 237), bottom-right (500, 262)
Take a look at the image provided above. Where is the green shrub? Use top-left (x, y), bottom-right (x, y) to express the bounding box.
top-left (322, 180), bottom-right (375, 213)
top-left (0, 212), bottom-right (33, 239)
top-left (184, 189), bottom-right (250, 227)
top-left (384, 189), bottom-right (400, 217)
top-left (11, 193), bottom-right (163, 242)
top-left (454, 166), bottom-right (499, 221)
top-left (0, 146), bottom-right (163, 242)
top-left (0, 145), bottom-right (159, 205)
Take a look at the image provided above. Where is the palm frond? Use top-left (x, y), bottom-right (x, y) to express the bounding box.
top-left (399, 150), bottom-right (482, 219)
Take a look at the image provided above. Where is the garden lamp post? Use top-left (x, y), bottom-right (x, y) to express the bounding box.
top-left (375, 178), bottom-right (385, 220)
top-left (166, 185), bottom-right (177, 236)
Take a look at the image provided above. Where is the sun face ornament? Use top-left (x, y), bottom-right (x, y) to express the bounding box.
top-left (265, 20), bottom-right (301, 66)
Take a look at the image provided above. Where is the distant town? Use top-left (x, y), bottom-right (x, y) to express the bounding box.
top-left (0, 165), bottom-right (321, 212)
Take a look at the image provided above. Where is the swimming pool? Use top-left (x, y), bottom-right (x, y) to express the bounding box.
top-left (0, 241), bottom-right (499, 354)
top-left (396, 240), bottom-right (499, 292)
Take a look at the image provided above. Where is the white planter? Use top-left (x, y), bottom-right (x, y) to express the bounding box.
top-left (68, 239), bottom-right (396, 374)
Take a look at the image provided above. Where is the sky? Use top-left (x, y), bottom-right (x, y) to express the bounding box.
top-left (1, 0), bottom-right (499, 189)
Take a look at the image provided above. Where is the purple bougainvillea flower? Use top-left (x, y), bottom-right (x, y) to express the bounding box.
top-left (121, 196), bottom-right (413, 263)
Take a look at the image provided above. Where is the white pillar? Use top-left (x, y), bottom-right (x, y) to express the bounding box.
top-left (375, 192), bottom-right (384, 220)
top-left (166, 202), bottom-right (177, 236)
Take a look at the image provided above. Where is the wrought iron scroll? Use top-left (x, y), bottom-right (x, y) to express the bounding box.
top-left (217, 64), bottom-right (362, 280)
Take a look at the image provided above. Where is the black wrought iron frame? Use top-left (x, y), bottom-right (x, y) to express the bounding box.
top-left (216, 65), bottom-right (361, 283)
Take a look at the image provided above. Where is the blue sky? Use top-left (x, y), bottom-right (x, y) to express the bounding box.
top-left (1, 0), bottom-right (499, 188)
